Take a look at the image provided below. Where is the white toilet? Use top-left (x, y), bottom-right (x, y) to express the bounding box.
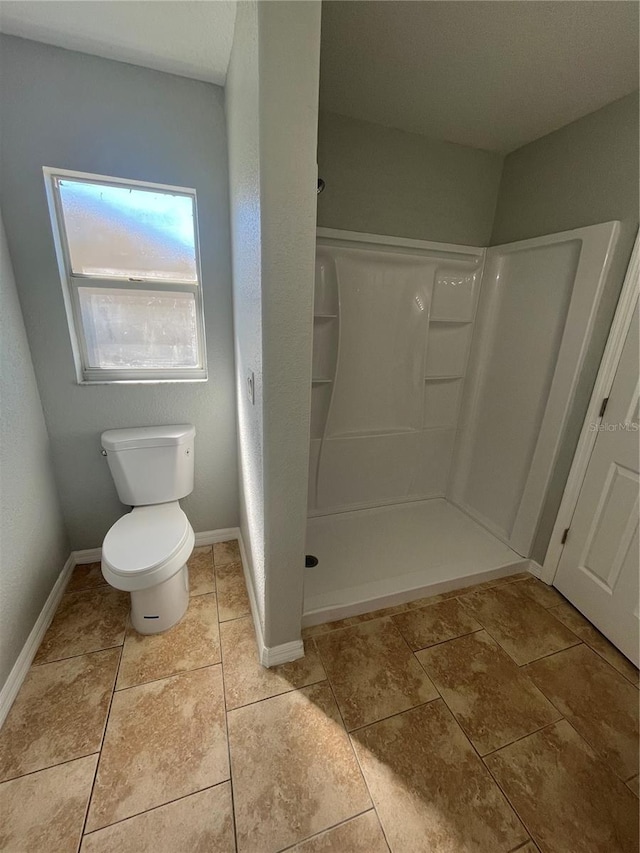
top-left (100, 424), bottom-right (196, 634)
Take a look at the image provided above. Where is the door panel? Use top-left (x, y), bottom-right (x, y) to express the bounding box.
top-left (554, 299), bottom-right (639, 664)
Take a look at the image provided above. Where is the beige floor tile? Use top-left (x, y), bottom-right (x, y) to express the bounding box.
top-left (315, 618), bottom-right (438, 730)
top-left (116, 593), bottom-right (221, 689)
top-left (188, 546), bottom-right (216, 596)
top-left (214, 539), bottom-right (241, 567)
top-left (288, 811), bottom-right (389, 852)
top-left (458, 583), bottom-right (579, 665)
top-left (66, 561), bottom-right (108, 593)
top-left (392, 598), bottom-right (481, 650)
top-left (549, 601), bottom-right (639, 686)
top-left (0, 649), bottom-right (119, 781)
top-left (216, 561), bottom-right (251, 621)
top-left (511, 576), bottom-right (565, 608)
top-left (228, 681), bottom-right (371, 853)
top-left (417, 630), bottom-right (561, 755)
top-left (81, 783), bottom-right (235, 852)
top-left (351, 699), bottom-right (527, 853)
top-left (0, 755), bottom-right (97, 853)
top-left (517, 844), bottom-right (540, 853)
top-left (627, 775), bottom-right (639, 797)
top-left (86, 665), bottom-right (228, 832)
top-left (34, 587), bottom-right (129, 664)
top-left (526, 644), bottom-right (639, 780)
top-left (220, 616), bottom-right (325, 710)
top-left (485, 719), bottom-right (639, 853)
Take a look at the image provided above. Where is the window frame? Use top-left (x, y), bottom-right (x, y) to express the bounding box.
top-left (43, 166), bottom-right (208, 384)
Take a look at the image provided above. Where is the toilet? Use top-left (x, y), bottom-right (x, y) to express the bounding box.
top-left (100, 424), bottom-right (196, 634)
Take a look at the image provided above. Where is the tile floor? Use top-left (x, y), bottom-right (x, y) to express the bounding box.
top-left (0, 546), bottom-right (638, 853)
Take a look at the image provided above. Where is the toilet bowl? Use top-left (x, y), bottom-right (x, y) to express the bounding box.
top-left (102, 502), bottom-right (194, 633)
top-left (100, 424), bottom-right (196, 634)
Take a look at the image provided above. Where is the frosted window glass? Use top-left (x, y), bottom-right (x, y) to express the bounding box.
top-left (58, 179), bottom-right (197, 282)
top-left (78, 287), bottom-right (199, 369)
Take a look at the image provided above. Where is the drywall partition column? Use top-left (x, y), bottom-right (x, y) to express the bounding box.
top-left (258, 1), bottom-right (321, 650)
top-left (226, 1), bottom-right (267, 635)
top-left (226, 1), bottom-right (321, 655)
top-left (0, 215), bottom-right (69, 694)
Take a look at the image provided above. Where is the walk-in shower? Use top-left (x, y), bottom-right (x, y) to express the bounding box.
top-left (303, 223), bottom-right (619, 626)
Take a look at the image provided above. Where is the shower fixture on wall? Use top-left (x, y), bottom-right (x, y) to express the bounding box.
top-left (317, 178), bottom-right (325, 194)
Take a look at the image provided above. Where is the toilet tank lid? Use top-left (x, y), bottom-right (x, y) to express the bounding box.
top-left (101, 424), bottom-right (195, 452)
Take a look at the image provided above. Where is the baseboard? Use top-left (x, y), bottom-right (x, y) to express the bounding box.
top-left (73, 547), bottom-right (102, 565)
top-left (195, 527), bottom-right (241, 547)
top-left (526, 559), bottom-right (544, 579)
top-left (0, 554), bottom-right (75, 729)
top-left (236, 534), bottom-right (304, 668)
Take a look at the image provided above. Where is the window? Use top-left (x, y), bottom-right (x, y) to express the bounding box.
top-left (44, 168), bottom-right (207, 383)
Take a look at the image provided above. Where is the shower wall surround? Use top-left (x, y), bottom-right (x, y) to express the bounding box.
top-left (309, 230), bottom-right (483, 513)
top-left (310, 223), bottom-right (620, 559)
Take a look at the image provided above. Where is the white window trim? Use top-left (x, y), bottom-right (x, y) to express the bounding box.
top-left (43, 166), bottom-right (208, 384)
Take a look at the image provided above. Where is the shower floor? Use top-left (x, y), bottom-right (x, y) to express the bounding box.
top-left (304, 498), bottom-right (523, 626)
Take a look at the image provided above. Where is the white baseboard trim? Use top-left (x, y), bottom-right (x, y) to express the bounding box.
top-left (526, 559), bottom-right (544, 579)
top-left (72, 527), bottom-right (242, 564)
top-left (236, 534), bottom-right (304, 668)
top-left (195, 527), bottom-right (241, 547)
top-left (73, 547), bottom-right (102, 565)
top-left (0, 554), bottom-right (75, 729)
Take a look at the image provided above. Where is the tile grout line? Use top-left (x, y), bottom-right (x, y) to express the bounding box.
top-left (321, 675), bottom-right (393, 853)
top-left (80, 552), bottom-right (226, 844)
top-left (0, 751), bottom-right (102, 786)
top-left (274, 807), bottom-right (381, 853)
top-left (78, 642), bottom-right (125, 847)
top-left (215, 575), bottom-right (241, 853)
top-left (79, 781), bottom-right (233, 841)
top-left (30, 640), bottom-right (126, 669)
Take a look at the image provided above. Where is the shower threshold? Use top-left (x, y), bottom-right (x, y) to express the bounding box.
top-left (303, 498), bottom-right (526, 627)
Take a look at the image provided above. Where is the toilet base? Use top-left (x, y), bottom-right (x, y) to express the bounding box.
top-left (130, 565), bottom-right (189, 634)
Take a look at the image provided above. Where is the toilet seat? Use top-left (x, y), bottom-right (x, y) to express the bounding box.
top-left (102, 502), bottom-right (194, 592)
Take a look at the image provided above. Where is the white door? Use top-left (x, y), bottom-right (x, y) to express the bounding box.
top-left (554, 297), bottom-right (639, 664)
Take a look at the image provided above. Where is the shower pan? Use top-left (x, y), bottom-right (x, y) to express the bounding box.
top-left (304, 223), bottom-right (620, 626)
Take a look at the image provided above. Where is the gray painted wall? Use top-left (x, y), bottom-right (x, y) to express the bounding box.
top-left (317, 111), bottom-right (503, 246)
top-left (491, 92), bottom-right (639, 563)
top-left (0, 216), bottom-right (69, 690)
top-left (226, 1), bottom-right (321, 648)
top-left (0, 35), bottom-right (238, 549)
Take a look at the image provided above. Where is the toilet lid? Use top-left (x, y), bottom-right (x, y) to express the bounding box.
top-left (102, 504), bottom-right (191, 574)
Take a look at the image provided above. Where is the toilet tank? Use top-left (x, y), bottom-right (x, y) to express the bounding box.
top-left (101, 425), bottom-right (195, 506)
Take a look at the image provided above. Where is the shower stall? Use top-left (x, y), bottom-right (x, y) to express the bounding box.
top-left (303, 222), bottom-right (619, 626)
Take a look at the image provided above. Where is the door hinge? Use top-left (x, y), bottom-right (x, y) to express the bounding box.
top-left (561, 528), bottom-right (570, 545)
top-left (599, 397), bottom-right (609, 418)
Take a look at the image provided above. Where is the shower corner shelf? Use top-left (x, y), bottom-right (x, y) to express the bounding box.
top-left (425, 374), bottom-right (463, 382)
top-left (429, 317), bottom-right (472, 325)
top-left (314, 313), bottom-right (338, 320)
top-left (312, 378), bottom-right (333, 385)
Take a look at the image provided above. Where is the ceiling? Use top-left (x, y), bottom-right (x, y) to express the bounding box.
top-left (0, 1), bottom-right (236, 85)
top-left (320, 1), bottom-right (639, 153)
